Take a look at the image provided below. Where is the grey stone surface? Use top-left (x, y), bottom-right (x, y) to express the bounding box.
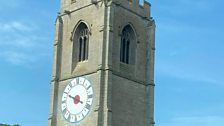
top-left (49, 0), bottom-right (155, 126)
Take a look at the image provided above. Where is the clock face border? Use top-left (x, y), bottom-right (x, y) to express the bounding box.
top-left (60, 77), bottom-right (94, 124)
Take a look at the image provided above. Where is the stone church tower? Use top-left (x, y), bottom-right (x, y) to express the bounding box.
top-left (48, 0), bottom-right (155, 126)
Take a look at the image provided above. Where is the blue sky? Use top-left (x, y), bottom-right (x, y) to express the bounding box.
top-left (151, 0), bottom-right (224, 126)
top-left (0, 0), bottom-right (224, 126)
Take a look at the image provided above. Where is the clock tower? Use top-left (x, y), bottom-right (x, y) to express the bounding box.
top-left (48, 0), bottom-right (155, 126)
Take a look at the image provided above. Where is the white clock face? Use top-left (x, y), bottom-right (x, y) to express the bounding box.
top-left (61, 77), bottom-right (93, 123)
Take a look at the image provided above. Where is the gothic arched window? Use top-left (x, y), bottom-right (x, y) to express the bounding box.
top-left (120, 25), bottom-right (136, 64)
top-left (72, 22), bottom-right (90, 70)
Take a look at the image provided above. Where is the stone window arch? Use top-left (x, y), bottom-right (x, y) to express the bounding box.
top-left (72, 21), bottom-right (90, 69)
top-left (120, 24), bottom-right (136, 64)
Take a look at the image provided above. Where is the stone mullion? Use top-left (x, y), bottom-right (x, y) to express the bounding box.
top-left (83, 37), bottom-right (87, 61)
top-left (81, 36), bottom-right (85, 61)
top-left (78, 37), bottom-right (82, 61)
top-left (126, 39), bottom-right (130, 64)
top-left (122, 38), bottom-right (126, 62)
top-left (85, 36), bottom-right (89, 60)
top-left (124, 39), bottom-right (127, 63)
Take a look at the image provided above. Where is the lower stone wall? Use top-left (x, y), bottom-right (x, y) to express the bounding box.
top-left (111, 74), bottom-right (147, 126)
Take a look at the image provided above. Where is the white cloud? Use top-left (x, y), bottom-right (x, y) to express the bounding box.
top-left (0, 21), bottom-right (45, 48)
top-left (0, 51), bottom-right (36, 65)
top-left (0, 34), bottom-right (41, 48)
top-left (159, 116), bottom-right (224, 126)
top-left (0, 21), bottom-right (51, 66)
top-left (0, 21), bottom-right (35, 33)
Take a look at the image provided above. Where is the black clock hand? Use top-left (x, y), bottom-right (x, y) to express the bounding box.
top-left (69, 95), bottom-right (83, 104)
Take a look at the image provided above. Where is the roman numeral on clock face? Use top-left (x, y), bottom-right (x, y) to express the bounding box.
top-left (64, 110), bottom-right (70, 119)
top-left (61, 103), bottom-right (66, 111)
top-left (85, 103), bottom-right (91, 110)
top-left (76, 113), bottom-right (84, 121)
top-left (70, 115), bottom-right (76, 123)
top-left (82, 107), bottom-right (89, 117)
top-left (79, 77), bottom-right (85, 85)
